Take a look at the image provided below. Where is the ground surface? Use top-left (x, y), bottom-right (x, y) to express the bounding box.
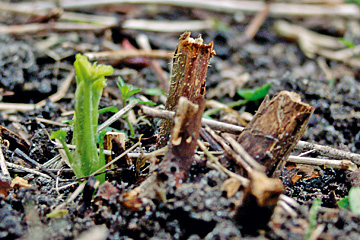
top-left (1, 1), bottom-right (360, 240)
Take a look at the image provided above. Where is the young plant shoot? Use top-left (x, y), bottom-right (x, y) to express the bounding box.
top-left (51, 54), bottom-right (114, 183)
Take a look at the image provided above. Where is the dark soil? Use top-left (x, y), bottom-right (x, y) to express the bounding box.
top-left (1, 2), bottom-right (360, 240)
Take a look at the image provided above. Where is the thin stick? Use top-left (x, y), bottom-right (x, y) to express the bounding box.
top-left (244, 0), bottom-right (272, 39)
top-left (19, 1), bottom-right (360, 19)
top-left (14, 149), bottom-right (59, 180)
top-left (280, 194), bottom-right (300, 210)
top-left (53, 142), bottom-right (113, 156)
top-left (0, 22), bottom-right (113, 34)
top-left (97, 99), bottom-right (139, 132)
top-left (55, 139), bottom-right (71, 168)
top-left (140, 105), bottom-right (360, 164)
top-left (34, 117), bottom-right (69, 127)
top-left (141, 105), bottom-right (244, 134)
top-left (0, 2), bottom-right (118, 26)
top-left (46, 168), bottom-right (73, 172)
top-left (0, 146), bottom-right (9, 176)
top-left (295, 141), bottom-right (360, 165)
top-left (222, 133), bottom-right (265, 172)
top-left (298, 149), bottom-right (317, 157)
top-left (0, 102), bottom-right (38, 112)
top-left (54, 181), bottom-right (78, 191)
top-left (6, 162), bottom-right (52, 179)
top-left (43, 154), bottom-right (62, 168)
top-left (36, 70), bottom-right (75, 107)
top-left (123, 19), bottom-right (214, 32)
top-left (288, 155), bottom-right (357, 171)
top-left (85, 49), bottom-right (173, 61)
top-left (197, 139), bottom-right (249, 186)
top-left (277, 198), bottom-right (298, 217)
top-left (204, 126), bottom-right (254, 173)
top-left (53, 182), bottom-right (86, 211)
top-left (309, 224), bottom-right (325, 240)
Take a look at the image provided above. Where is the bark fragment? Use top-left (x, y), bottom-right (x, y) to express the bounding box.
top-left (122, 97), bottom-right (206, 209)
top-left (237, 91), bottom-right (315, 177)
top-left (157, 31), bottom-right (215, 148)
top-left (158, 96), bottom-right (206, 180)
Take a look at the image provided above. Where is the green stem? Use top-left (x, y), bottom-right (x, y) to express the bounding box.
top-left (125, 116), bottom-right (135, 137)
top-left (228, 99), bottom-right (249, 108)
top-left (58, 138), bottom-right (79, 175)
top-left (74, 82), bottom-right (99, 177)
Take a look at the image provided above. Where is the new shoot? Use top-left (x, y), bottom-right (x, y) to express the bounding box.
top-left (51, 54), bottom-right (114, 183)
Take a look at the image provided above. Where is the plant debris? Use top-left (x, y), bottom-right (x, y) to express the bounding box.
top-left (1, 1), bottom-right (360, 239)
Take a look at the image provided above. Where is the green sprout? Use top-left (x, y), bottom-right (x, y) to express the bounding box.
top-left (51, 54), bottom-right (114, 183)
top-left (116, 77), bottom-right (156, 137)
top-left (117, 76), bottom-right (141, 108)
top-left (233, 82), bottom-right (272, 106)
top-left (345, 0), bottom-right (360, 6)
top-left (304, 198), bottom-right (321, 240)
top-left (203, 82), bottom-right (272, 119)
top-left (339, 38), bottom-right (355, 48)
top-left (115, 77), bottom-right (141, 137)
top-left (338, 187), bottom-right (360, 214)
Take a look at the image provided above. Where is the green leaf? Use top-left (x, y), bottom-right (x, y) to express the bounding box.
top-left (46, 209), bottom-right (68, 219)
top-left (62, 119), bottom-right (73, 125)
top-left (139, 101), bottom-right (156, 106)
top-left (237, 82), bottom-right (272, 101)
top-left (212, 18), bottom-right (230, 32)
top-left (349, 187), bottom-right (360, 214)
top-left (304, 198), bottom-right (322, 240)
top-left (117, 76), bottom-right (126, 88)
top-left (337, 197), bottom-right (349, 210)
top-left (121, 85), bottom-right (129, 98)
top-left (74, 54), bottom-right (113, 85)
top-left (128, 88), bottom-right (141, 97)
top-left (50, 129), bottom-right (79, 178)
top-left (98, 106), bottom-right (118, 114)
top-left (50, 129), bottom-right (67, 141)
top-left (309, 198), bottom-right (321, 227)
top-left (346, 0), bottom-right (360, 5)
top-left (102, 126), bottom-right (123, 133)
top-left (145, 88), bottom-right (165, 96)
top-left (339, 38), bottom-right (355, 48)
top-left (96, 130), bottom-right (107, 182)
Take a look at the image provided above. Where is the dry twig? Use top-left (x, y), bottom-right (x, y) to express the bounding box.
top-left (0, 22), bottom-right (114, 34)
top-left (97, 99), bottom-right (139, 132)
top-left (0, 2), bottom-right (118, 26)
top-left (35, 118), bottom-right (69, 127)
top-left (295, 141), bottom-right (360, 165)
top-left (0, 103), bottom-right (38, 112)
top-left (123, 19), bottom-right (214, 32)
top-left (197, 139), bottom-right (249, 186)
top-left (141, 105), bottom-right (244, 134)
top-left (140, 105), bottom-right (360, 164)
top-left (275, 20), bottom-right (360, 68)
top-left (6, 162), bottom-right (52, 179)
top-left (0, 145), bottom-right (9, 176)
top-left (244, 0), bottom-right (273, 39)
top-left (85, 49), bottom-right (173, 62)
top-left (16, 1), bottom-right (360, 19)
top-left (288, 155), bottom-right (357, 171)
